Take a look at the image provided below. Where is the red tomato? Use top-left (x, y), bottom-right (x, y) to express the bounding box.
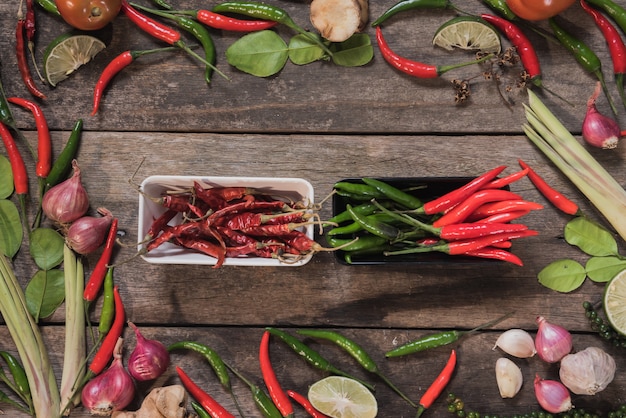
top-left (506, 0), bottom-right (576, 20)
top-left (56, 0), bottom-right (122, 30)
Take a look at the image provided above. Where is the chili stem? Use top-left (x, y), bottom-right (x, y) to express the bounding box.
top-left (439, 53), bottom-right (494, 74)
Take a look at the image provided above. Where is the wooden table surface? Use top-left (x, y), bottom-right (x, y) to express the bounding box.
top-left (2, 0), bottom-right (626, 416)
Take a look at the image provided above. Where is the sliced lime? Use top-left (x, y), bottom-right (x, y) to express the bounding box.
top-left (43, 33), bottom-right (106, 87)
top-left (604, 268), bottom-right (626, 336)
top-left (308, 376), bottom-right (377, 418)
top-left (433, 16), bottom-right (501, 54)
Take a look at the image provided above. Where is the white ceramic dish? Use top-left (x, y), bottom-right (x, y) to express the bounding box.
top-left (138, 175), bottom-right (315, 266)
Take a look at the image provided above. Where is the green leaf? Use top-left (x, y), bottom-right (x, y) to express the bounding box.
top-left (329, 33), bottom-right (374, 67)
top-left (288, 34), bottom-right (326, 65)
top-left (564, 216), bottom-right (618, 257)
top-left (585, 256), bottom-right (626, 283)
top-left (0, 156), bottom-right (13, 199)
top-left (226, 30), bottom-right (289, 77)
top-left (0, 199), bottom-right (23, 258)
top-left (29, 228), bottom-right (65, 270)
top-left (538, 259), bottom-right (587, 292)
top-left (26, 269), bottom-right (65, 321)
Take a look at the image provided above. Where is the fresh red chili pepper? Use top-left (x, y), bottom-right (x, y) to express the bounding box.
top-left (259, 331), bottom-right (294, 418)
top-left (0, 122), bottom-right (28, 196)
top-left (88, 286), bottom-right (124, 376)
top-left (437, 222), bottom-right (528, 240)
top-left (474, 209), bottom-right (530, 224)
top-left (375, 26), bottom-right (493, 79)
top-left (385, 229), bottom-right (538, 256)
top-left (7, 97), bottom-right (50, 178)
top-left (432, 189), bottom-right (523, 227)
top-left (197, 9), bottom-right (278, 31)
top-left (464, 247), bottom-right (524, 265)
top-left (467, 199), bottom-right (544, 221)
top-left (84, 218), bottom-right (119, 303)
top-left (287, 390), bottom-right (330, 418)
top-left (121, 0), bottom-right (181, 44)
top-left (176, 366), bottom-right (236, 418)
top-left (518, 159), bottom-right (579, 215)
top-left (416, 350), bottom-right (456, 417)
top-left (92, 47), bottom-right (176, 116)
top-left (422, 166), bottom-right (506, 215)
top-left (15, 8), bottom-right (46, 100)
top-left (580, 0), bottom-right (626, 109)
top-left (480, 14), bottom-right (543, 87)
top-left (482, 167), bottom-right (528, 189)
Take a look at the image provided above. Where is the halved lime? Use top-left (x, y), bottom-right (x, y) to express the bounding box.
top-left (604, 268), bottom-right (626, 336)
top-left (308, 376), bottom-right (377, 418)
top-left (43, 33), bottom-right (106, 87)
top-left (433, 16), bottom-right (501, 54)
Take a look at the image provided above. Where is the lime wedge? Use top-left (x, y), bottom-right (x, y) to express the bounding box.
top-left (433, 16), bottom-right (501, 54)
top-left (604, 269), bottom-right (626, 336)
top-left (43, 33), bottom-right (106, 87)
top-left (308, 376), bottom-right (377, 418)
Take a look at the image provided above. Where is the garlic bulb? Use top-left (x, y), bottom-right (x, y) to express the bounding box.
top-left (493, 329), bottom-right (536, 358)
top-left (559, 347), bottom-right (616, 395)
top-left (495, 357), bottom-right (523, 398)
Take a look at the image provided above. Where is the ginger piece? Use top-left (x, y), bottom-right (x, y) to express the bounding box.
top-left (310, 0), bottom-right (369, 42)
top-left (112, 385), bottom-right (188, 418)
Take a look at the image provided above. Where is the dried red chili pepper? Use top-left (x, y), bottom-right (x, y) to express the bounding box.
top-left (518, 159), bottom-right (579, 215)
top-left (176, 366), bottom-right (236, 418)
top-left (173, 236), bottom-right (226, 268)
top-left (432, 189), bottom-right (523, 227)
top-left (286, 390), bottom-right (330, 418)
top-left (92, 47), bottom-right (176, 116)
top-left (376, 26), bottom-right (492, 79)
top-left (422, 166), bottom-right (507, 215)
top-left (0, 122), bottom-right (28, 196)
top-left (84, 218), bottom-right (119, 303)
top-left (259, 331), bottom-right (294, 418)
top-left (416, 350), bottom-right (457, 417)
top-left (88, 286), bottom-right (125, 376)
top-left (15, 6), bottom-right (46, 100)
top-left (7, 97), bottom-right (51, 178)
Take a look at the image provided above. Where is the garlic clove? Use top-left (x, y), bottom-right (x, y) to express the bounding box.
top-left (495, 357), bottom-right (523, 398)
top-left (559, 346), bottom-right (616, 395)
top-left (493, 329), bottom-right (536, 358)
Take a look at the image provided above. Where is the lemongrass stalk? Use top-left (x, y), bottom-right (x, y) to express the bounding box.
top-left (0, 255), bottom-right (60, 418)
top-left (60, 244), bottom-right (86, 415)
top-left (524, 91), bottom-right (626, 241)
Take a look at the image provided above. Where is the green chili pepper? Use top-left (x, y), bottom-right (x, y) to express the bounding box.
top-left (0, 76), bottom-right (18, 131)
top-left (0, 352), bottom-right (31, 408)
top-left (265, 327), bottom-right (375, 391)
top-left (191, 401), bottom-right (212, 418)
top-left (480, 0), bottom-right (517, 20)
top-left (131, 4), bottom-right (216, 83)
top-left (347, 204), bottom-right (403, 241)
top-left (371, 0), bottom-right (452, 27)
top-left (297, 329), bottom-right (417, 408)
top-left (98, 267), bottom-right (115, 336)
top-left (326, 235), bottom-right (388, 251)
top-left (329, 201), bottom-right (394, 224)
top-left (385, 312), bottom-right (513, 357)
top-left (549, 17), bottom-right (618, 116)
top-left (34, 0), bottom-right (60, 15)
top-left (213, 1), bottom-right (333, 55)
top-left (362, 178), bottom-right (423, 209)
top-left (149, 0), bottom-right (173, 10)
top-left (334, 182), bottom-right (387, 201)
top-left (227, 365), bottom-right (283, 418)
top-left (45, 119), bottom-right (83, 190)
top-left (328, 213), bottom-right (400, 236)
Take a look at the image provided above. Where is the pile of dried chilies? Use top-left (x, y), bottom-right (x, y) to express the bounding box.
top-left (326, 163), bottom-right (580, 265)
top-left (141, 181), bottom-right (323, 267)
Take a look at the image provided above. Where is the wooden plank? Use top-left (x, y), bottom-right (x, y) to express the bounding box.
top-left (0, 1), bottom-right (619, 133)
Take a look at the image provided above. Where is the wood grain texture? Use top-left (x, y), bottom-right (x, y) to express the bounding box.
top-left (1, 0), bottom-right (626, 416)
